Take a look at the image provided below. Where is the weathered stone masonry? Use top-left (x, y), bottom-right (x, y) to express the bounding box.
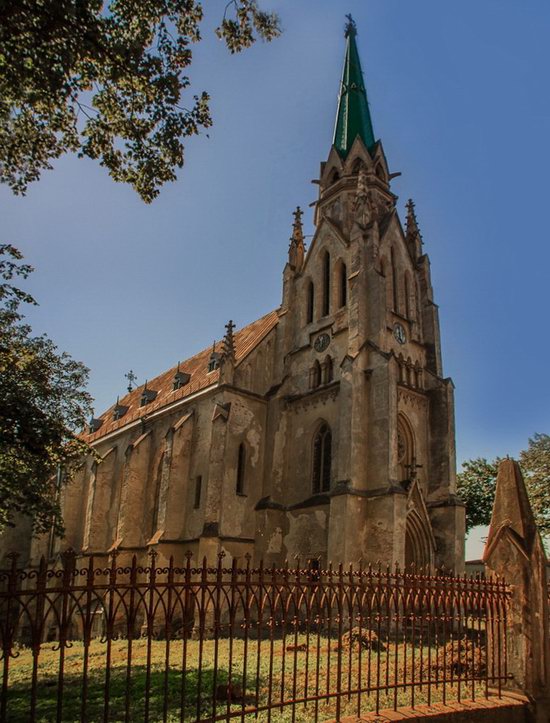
top-left (4, 20), bottom-right (465, 574)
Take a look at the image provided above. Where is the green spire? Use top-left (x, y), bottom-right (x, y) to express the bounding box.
top-left (333, 15), bottom-right (376, 156)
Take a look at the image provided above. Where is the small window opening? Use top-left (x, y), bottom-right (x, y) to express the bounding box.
top-left (306, 280), bottom-right (315, 324)
top-left (194, 476), bottom-right (202, 509)
top-left (339, 263), bottom-right (347, 308)
top-left (236, 443), bottom-right (246, 495)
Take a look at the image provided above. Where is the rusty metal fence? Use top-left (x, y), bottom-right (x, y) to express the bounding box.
top-left (0, 551), bottom-right (511, 722)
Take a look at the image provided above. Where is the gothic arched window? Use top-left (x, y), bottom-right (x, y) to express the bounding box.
top-left (322, 355), bottom-right (333, 384)
top-left (236, 443), bottom-right (246, 495)
top-left (309, 360), bottom-right (321, 389)
top-left (322, 251), bottom-right (331, 316)
top-left (380, 256), bottom-right (393, 311)
top-left (306, 280), bottom-right (315, 324)
top-left (336, 260), bottom-right (347, 308)
top-left (390, 247), bottom-right (399, 312)
top-left (312, 423), bottom-right (332, 494)
top-left (151, 453), bottom-right (165, 535)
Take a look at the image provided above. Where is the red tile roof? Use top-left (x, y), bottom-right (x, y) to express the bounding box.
top-left (85, 310), bottom-right (279, 443)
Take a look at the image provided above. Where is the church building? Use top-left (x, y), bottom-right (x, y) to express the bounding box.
top-left (14, 19), bottom-right (465, 572)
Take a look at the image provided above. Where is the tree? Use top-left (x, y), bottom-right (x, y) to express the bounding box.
top-left (0, 244), bottom-right (93, 536)
top-left (520, 433), bottom-right (550, 538)
top-left (456, 457), bottom-right (499, 533)
top-left (457, 436), bottom-right (550, 538)
top-left (0, 0), bottom-right (280, 203)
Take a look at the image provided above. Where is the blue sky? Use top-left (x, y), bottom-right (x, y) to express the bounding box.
top-left (2, 1), bottom-right (549, 557)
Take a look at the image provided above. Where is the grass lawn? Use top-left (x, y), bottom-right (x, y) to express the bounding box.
top-left (5, 636), bottom-right (487, 722)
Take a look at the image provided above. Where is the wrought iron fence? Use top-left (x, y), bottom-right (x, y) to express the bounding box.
top-left (0, 551), bottom-right (511, 722)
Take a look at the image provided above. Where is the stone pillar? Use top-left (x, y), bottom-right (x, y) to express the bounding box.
top-left (483, 459), bottom-right (550, 722)
top-left (60, 466), bottom-right (87, 552)
top-left (163, 412), bottom-right (194, 540)
top-left (82, 447), bottom-right (117, 553)
top-left (198, 400), bottom-right (229, 563)
top-left (116, 431), bottom-right (152, 549)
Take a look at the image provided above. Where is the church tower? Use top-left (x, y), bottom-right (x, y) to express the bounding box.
top-left (263, 17), bottom-right (465, 571)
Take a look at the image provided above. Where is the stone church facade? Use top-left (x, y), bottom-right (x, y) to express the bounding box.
top-left (7, 21), bottom-right (465, 572)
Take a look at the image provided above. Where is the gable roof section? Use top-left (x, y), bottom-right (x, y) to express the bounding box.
top-left (378, 209), bottom-right (420, 266)
top-left (302, 216), bottom-right (348, 274)
top-left (85, 309), bottom-right (279, 444)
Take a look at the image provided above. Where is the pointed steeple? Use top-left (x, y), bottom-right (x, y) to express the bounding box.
top-left (333, 15), bottom-right (376, 157)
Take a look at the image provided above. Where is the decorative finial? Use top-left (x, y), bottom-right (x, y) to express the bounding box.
top-left (345, 14), bottom-right (357, 38)
top-left (221, 319), bottom-right (236, 362)
top-left (288, 206), bottom-right (305, 272)
top-left (292, 206), bottom-right (304, 240)
top-left (125, 370), bottom-right (138, 393)
top-left (405, 199), bottom-right (423, 243)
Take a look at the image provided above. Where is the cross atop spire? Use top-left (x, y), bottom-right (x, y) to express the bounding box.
top-left (333, 16), bottom-right (376, 157)
top-left (344, 14), bottom-right (357, 38)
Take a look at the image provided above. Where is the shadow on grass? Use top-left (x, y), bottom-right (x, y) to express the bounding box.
top-left (6, 666), bottom-right (254, 722)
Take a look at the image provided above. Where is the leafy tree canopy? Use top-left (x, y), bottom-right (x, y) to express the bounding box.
top-left (0, 245), bottom-right (93, 536)
top-left (0, 0), bottom-right (280, 202)
top-left (457, 435), bottom-right (550, 538)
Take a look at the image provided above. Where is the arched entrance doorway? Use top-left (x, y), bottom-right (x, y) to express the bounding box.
top-left (405, 510), bottom-right (432, 571)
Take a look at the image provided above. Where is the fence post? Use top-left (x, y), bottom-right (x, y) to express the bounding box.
top-left (483, 458), bottom-right (550, 722)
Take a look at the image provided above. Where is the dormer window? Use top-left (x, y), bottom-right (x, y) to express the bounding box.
top-left (173, 370), bottom-right (190, 391)
top-left (89, 418), bottom-right (103, 433)
top-left (113, 403), bottom-right (128, 421)
top-left (208, 353), bottom-right (221, 372)
top-left (140, 387), bottom-right (158, 407)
